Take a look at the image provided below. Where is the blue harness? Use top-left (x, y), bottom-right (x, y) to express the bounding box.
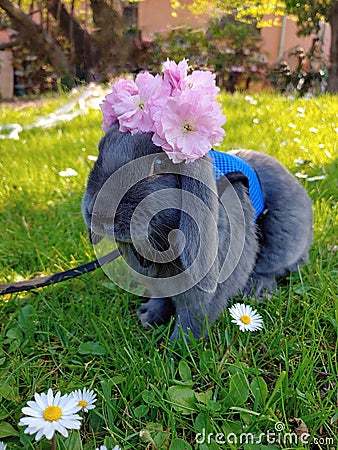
top-left (209, 149), bottom-right (265, 221)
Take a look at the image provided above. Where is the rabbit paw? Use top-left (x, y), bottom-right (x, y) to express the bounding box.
top-left (137, 297), bottom-right (175, 328)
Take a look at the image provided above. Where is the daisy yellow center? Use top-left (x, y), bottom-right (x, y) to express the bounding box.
top-left (240, 314), bottom-right (251, 325)
top-left (43, 405), bottom-right (62, 422)
top-left (78, 400), bottom-right (88, 407)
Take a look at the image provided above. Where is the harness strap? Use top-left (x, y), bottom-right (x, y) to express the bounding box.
top-left (0, 249), bottom-right (120, 295)
top-left (209, 150), bottom-right (265, 221)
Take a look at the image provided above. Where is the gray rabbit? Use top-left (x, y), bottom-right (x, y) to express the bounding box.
top-left (82, 123), bottom-right (313, 340)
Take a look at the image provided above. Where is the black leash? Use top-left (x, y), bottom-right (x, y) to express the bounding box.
top-left (0, 249), bottom-right (120, 295)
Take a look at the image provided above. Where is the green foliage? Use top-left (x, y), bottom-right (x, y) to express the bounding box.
top-left (0, 92), bottom-right (337, 449)
top-left (267, 46), bottom-right (328, 95)
top-left (186, 0), bottom-right (286, 26)
top-left (9, 0), bottom-right (88, 14)
top-left (187, 0), bottom-right (331, 32)
top-left (147, 16), bottom-right (266, 91)
top-left (284, 0), bottom-right (331, 36)
top-left (186, 0), bottom-right (333, 55)
top-left (147, 27), bottom-right (210, 70)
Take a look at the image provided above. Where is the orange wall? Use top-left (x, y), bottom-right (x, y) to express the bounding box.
top-left (0, 30), bottom-right (13, 98)
top-left (260, 16), bottom-right (331, 65)
top-left (0, 29), bottom-right (10, 43)
top-left (0, 51), bottom-right (13, 99)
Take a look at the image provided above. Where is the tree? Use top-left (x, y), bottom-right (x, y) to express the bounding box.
top-left (284, 0), bottom-right (337, 92)
top-left (47, 0), bottom-right (98, 79)
top-left (0, 0), bottom-right (139, 86)
top-left (0, 0), bottom-right (72, 78)
top-left (185, 0), bottom-right (338, 92)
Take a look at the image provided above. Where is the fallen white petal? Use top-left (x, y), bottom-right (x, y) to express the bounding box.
top-left (307, 175), bottom-right (326, 182)
top-left (59, 168), bottom-right (78, 177)
top-left (294, 158), bottom-right (305, 165)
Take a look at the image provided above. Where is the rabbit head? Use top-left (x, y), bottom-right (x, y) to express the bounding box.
top-left (82, 123), bottom-right (220, 294)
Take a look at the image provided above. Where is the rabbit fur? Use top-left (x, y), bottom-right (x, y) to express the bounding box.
top-left (82, 123), bottom-right (313, 340)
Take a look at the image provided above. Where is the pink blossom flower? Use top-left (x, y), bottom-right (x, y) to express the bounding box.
top-left (100, 59), bottom-right (227, 163)
top-left (186, 70), bottom-right (220, 97)
top-left (162, 58), bottom-right (189, 93)
top-left (101, 93), bottom-right (118, 132)
top-left (209, 100), bottom-right (227, 145)
top-left (100, 79), bottom-right (137, 132)
top-left (113, 72), bottom-right (170, 134)
top-left (152, 87), bottom-right (226, 163)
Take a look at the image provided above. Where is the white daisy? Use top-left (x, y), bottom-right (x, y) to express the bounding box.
top-left (71, 387), bottom-right (97, 412)
top-left (18, 388), bottom-right (82, 441)
top-left (229, 303), bottom-right (263, 332)
top-left (0, 441), bottom-right (7, 450)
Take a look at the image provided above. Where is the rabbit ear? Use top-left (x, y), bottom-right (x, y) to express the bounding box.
top-left (178, 157), bottom-right (219, 293)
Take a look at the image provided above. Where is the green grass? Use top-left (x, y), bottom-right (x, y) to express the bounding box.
top-left (0, 92), bottom-right (337, 450)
